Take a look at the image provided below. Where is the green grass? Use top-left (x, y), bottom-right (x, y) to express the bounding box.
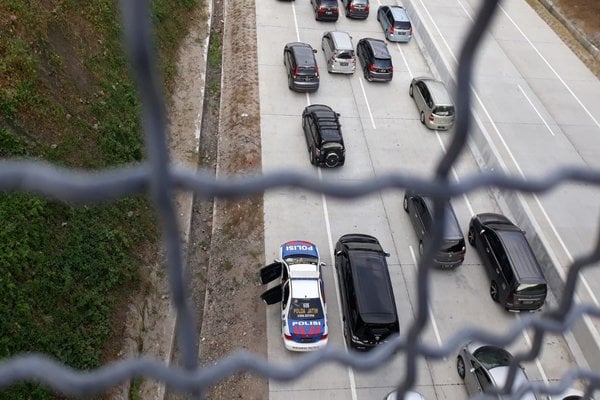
top-left (0, 0), bottom-right (201, 398)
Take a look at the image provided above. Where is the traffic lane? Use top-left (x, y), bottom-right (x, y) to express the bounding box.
top-left (483, 0), bottom-right (600, 120)
top-left (323, 195), bottom-right (436, 394)
top-left (262, 190), bottom-right (354, 397)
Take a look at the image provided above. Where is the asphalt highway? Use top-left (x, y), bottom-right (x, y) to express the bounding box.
top-left (258, 0), bottom-right (597, 398)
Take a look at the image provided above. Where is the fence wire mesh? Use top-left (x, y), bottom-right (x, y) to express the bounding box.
top-left (1, 0), bottom-right (600, 398)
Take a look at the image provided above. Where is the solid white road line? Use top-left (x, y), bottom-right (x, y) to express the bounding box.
top-left (408, 245), bottom-right (444, 351)
top-left (498, 4), bottom-right (600, 130)
top-left (517, 84), bottom-right (556, 137)
top-left (358, 77), bottom-right (377, 129)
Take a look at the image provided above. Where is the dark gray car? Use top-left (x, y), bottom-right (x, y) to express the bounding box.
top-left (403, 191), bottom-right (465, 268)
top-left (457, 342), bottom-right (538, 400)
top-left (283, 42), bottom-right (320, 92)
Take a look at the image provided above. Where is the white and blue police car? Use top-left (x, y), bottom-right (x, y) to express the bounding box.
top-left (260, 240), bottom-right (328, 351)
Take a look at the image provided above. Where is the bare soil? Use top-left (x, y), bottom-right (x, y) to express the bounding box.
top-left (116, 0), bottom-right (599, 399)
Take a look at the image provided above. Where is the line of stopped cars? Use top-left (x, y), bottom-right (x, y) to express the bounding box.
top-left (282, 4), bottom-right (455, 169)
top-left (263, 0), bottom-right (588, 398)
top-left (259, 207), bottom-right (555, 398)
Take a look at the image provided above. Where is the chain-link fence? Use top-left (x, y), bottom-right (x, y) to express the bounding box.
top-left (1, 0), bottom-right (600, 398)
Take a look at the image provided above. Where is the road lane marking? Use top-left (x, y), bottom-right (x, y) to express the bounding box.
top-left (291, 2), bottom-right (300, 42)
top-left (318, 171), bottom-right (358, 400)
top-left (435, 132), bottom-right (475, 217)
top-left (415, 0), bottom-right (600, 308)
top-left (408, 245), bottom-right (444, 351)
top-left (290, 2), bottom-right (358, 396)
top-left (516, 314), bottom-right (550, 398)
top-left (498, 4), bottom-right (600, 130)
top-left (517, 84), bottom-right (556, 136)
top-left (358, 77), bottom-right (377, 129)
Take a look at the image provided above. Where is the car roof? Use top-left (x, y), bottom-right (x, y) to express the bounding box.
top-left (496, 230), bottom-right (545, 282)
top-left (288, 263), bottom-right (321, 279)
top-left (363, 38), bottom-right (391, 59)
top-left (308, 105), bottom-right (343, 141)
top-left (288, 42), bottom-right (316, 65)
top-left (328, 31), bottom-right (353, 50)
top-left (349, 251), bottom-right (397, 321)
top-left (290, 278), bottom-right (320, 299)
top-left (419, 78), bottom-right (453, 105)
top-left (388, 5), bottom-right (410, 21)
top-left (489, 366), bottom-right (537, 400)
top-left (421, 196), bottom-right (464, 239)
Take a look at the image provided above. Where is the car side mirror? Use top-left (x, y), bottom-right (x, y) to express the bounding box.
top-left (313, 49), bottom-right (317, 54)
top-left (319, 262), bottom-right (325, 267)
top-left (480, 229), bottom-right (485, 235)
top-left (335, 250), bottom-right (342, 256)
top-left (385, 252), bottom-right (391, 257)
top-left (336, 112), bottom-right (341, 117)
top-left (470, 367), bottom-right (475, 373)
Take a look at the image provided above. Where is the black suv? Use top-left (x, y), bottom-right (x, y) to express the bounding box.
top-left (335, 234), bottom-right (400, 350)
top-left (302, 104), bottom-right (345, 168)
top-left (283, 42), bottom-right (320, 92)
top-left (468, 213), bottom-right (547, 311)
top-left (311, 0), bottom-right (339, 21)
top-left (357, 38), bottom-right (393, 82)
top-left (403, 191), bottom-right (465, 268)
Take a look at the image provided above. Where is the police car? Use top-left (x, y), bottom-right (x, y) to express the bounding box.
top-left (260, 240), bottom-right (328, 351)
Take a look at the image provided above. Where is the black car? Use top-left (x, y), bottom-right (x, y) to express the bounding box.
top-left (283, 42), bottom-right (320, 92)
top-left (335, 234), bottom-right (399, 350)
top-left (302, 104), bottom-right (345, 168)
top-left (468, 213), bottom-right (547, 311)
top-left (311, 0), bottom-right (339, 21)
top-left (341, 0), bottom-right (369, 19)
top-left (356, 38), bottom-right (393, 82)
top-left (403, 191), bottom-right (465, 268)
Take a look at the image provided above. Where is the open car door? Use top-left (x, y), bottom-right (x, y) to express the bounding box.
top-left (259, 261), bottom-right (283, 285)
top-left (260, 284), bottom-right (283, 305)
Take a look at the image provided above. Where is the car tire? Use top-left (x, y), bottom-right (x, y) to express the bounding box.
top-left (325, 152), bottom-right (340, 168)
top-left (409, 84), bottom-right (413, 97)
top-left (403, 195), bottom-right (409, 212)
top-left (420, 111), bottom-right (425, 125)
top-left (490, 281), bottom-right (499, 302)
top-left (343, 322), bottom-right (350, 348)
top-left (468, 226), bottom-right (476, 246)
top-left (457, 356), bottom-right (466, 379)
top-left (310, 147), bottom-right (317, 166)
top-left (419, 241), bottom-right (424, 256)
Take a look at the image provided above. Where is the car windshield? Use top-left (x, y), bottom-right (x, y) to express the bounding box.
top-left (433, 106), bottom-right (455, 116)
top-left (353, 0), bottom-right (368, 4)
top-left (473, 346), bottom-right (513, 369)
top-left (517, 283), bottom-right (546, 295)
top-left (290, 298), bottom-right (324, 319)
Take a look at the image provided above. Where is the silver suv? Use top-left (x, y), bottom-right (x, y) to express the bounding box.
top-left (409, 77), bottom-right (455, 130)
top-left (321, 31), bottom-right (356, 74)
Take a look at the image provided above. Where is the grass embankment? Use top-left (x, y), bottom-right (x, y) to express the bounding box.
top-left (0, 0), bottom-right (198, 398)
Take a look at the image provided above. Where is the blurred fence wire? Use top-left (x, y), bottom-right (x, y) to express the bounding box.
top-left (1, 0), bottom-right (600, 398)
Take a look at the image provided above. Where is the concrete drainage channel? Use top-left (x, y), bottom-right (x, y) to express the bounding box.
top-left (403, 0), bottom-right (599, 371)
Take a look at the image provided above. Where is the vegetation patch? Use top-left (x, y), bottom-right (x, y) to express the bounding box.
top-left (0, 0), bottom-right (199, 398)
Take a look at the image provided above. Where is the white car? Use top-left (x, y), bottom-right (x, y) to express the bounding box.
top-left (260, 240), bottom-right (328, 351)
